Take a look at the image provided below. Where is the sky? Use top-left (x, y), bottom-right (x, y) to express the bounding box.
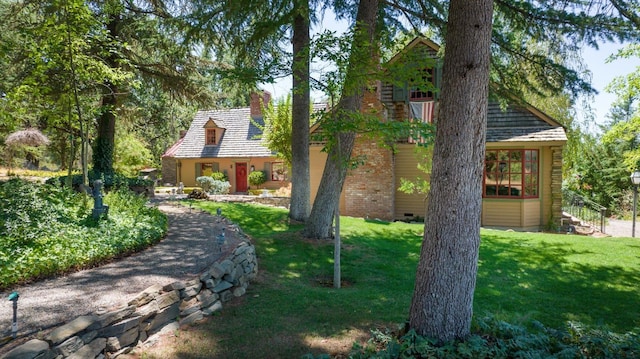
top-left (578, 42), bottom-right (640, 132)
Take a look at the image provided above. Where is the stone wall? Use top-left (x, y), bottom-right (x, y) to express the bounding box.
top-left (2, 241), bottom-right (258, 359)
top-left (551, 146), bottom-right (563, 229)
top-left (161, 157), bottom-right (177, 187)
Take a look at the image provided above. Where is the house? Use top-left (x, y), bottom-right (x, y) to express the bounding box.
top-left (309, 37), bottom-right (567, 230)
top-left (161, 92), bottom-right (291, 192)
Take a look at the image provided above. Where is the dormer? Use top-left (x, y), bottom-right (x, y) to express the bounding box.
top-left (203, 118), bottom-right (225, 146)
top-left (388, 38), bottom-right (442, 104)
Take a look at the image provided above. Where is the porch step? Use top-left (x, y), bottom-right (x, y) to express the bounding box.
top-left (561, 212), bottom-right (596, 235)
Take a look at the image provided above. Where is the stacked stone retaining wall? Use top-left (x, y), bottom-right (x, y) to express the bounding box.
top-left (2, 238), bottom-right (257, 359)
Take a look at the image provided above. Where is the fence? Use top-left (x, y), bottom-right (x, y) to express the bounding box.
top-left (562, 189), bottom-right (607, 233)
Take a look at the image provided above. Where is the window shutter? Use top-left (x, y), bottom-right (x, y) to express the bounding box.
top-left (263, 162), bottom-right (271, 181)
top-left (195, 163), bottom-right (201, 178)
top-left (392, 83), bottom-right (408, 102)
top-left (434, 61), bottom-right (443, 99)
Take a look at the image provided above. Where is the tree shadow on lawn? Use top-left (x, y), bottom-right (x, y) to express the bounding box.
top-left (476, 233), bottom-right (640, 332)
top-left (180, 202), bottom-right (640, 357)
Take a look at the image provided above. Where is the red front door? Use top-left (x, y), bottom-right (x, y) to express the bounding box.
top-left (235, 163), bottom-right (248, 192)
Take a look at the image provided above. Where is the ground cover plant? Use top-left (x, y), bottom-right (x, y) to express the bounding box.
top-left (0, 178), bottom-right (167, 289)
top-left (132, 201), bottom-right (640, 359)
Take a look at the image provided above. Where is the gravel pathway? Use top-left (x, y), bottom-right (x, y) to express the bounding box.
top-left (0, 197), bottom-right (239, 355)
top-left (605, 218), bottom-right (636, 238)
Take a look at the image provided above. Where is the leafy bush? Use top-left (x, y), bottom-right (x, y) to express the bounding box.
top-left (210, 180), bottom-right (231, 194)
top-left (248, 170), bottom-right (266, 188)
top-left (197, 176), bottom-right (230, 194)
top-left (210, 171), bottom-right (228, 181)
top-left (345, 316), bottom-right (640, 359)
top-left (0, 178), bottom-right (87, 246)
top-left (196, 176), bottom-right (215, 192)
top-left (0, 179), bottom-right (167, 289)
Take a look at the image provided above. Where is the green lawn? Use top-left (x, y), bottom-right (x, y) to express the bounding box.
top-left (476, 229), bottom-right (640, 331)
top-left (137, 201), bottom-right (640, 358)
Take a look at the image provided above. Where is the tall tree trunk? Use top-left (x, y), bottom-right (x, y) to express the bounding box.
top-left (94, 83), bottom-right (117, 176)
top-left (304, 0), bottom-right (379, 239)
top-left (305, 131), bottom-right (356, 238)
top-left (93, 15), bottom-right (119, 176)
top-left (289, 0), bottom-right (311, 222)
top-left (408, 0), bottom-right (493, 341)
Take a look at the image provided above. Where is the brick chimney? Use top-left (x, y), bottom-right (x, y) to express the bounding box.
top-left (250, 91), bottom-right (272, 118)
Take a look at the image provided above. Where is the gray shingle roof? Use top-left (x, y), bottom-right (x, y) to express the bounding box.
top-left (173, 108), bottom-right (275, 159)
top-left (486, 102), bottom-right (567, 143)
top-left (486, 127), bottom-right (567, 142)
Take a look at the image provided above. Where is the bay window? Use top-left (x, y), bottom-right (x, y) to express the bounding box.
top-left (484, 149), bottom-right (538, 198)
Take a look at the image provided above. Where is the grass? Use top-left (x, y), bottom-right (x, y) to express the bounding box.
top-left (133, 201), bottom-right (640, 359)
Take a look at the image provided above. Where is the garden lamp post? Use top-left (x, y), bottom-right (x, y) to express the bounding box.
top-left (630, 171), bottom-right (640, 237)
top-left (8, 292), bottom-right (18, 339)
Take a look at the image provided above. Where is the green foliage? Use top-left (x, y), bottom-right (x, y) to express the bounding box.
top-left (93, 136), bottom-right (115, 176)
top-left (113, 129), bottom-right (155, 177)
top-left (196, 176), bottom-right (230, 194)
top-left (210, 180), bottom-right (231, 195)
top-left (255, 95), bottom-right (294, 166)
top-left (562, 43), bottom-right (640, 214)
top-left (0, 178), bottom-right (86, 246)
top-left (156, 201), bottom-right (640, 358)
top-left (0, 178), bottom-right (166, 289)
top-left (603, 119), bottom-right (640, 169)
top-left (563, 136), bottom-right (629, 213)
top-left (196, 176), bottom-right (215, 192)
top-left (248, 170), bottom-right (266, 188)
top-left (398, 145), bottom-right (434, 197)
top-left (210, 171), bottom-right (228, 181)
top-left (347, 317), bottom-right (640, 359)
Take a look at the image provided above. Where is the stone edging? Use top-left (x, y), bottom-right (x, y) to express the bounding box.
top-left (2, 232), bottom-right (258, 359)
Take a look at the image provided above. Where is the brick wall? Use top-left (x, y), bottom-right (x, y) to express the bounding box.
top-left (342, 83), bottom-right (395, 221)
top-left (250, 91), bottom-right (272, 119)
top-left (344, 138), bottom-right (395, 220)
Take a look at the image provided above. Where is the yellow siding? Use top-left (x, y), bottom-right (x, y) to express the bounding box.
top-left (480, 144), bottom-right (557, 230)
top-left (523, 200), bottom-right (541, 228)
top-left (309, 145), bottom-right (327, 203)
top-left (482, 200), bottom-right (522, 228)
top-left (176, 157), bottom-right (289, 192)
top-left (394, 144), bottom-right (429, 220)
top-left (309, 145), bottom-right (346, 213)
top-left (308, 142), bottom-right (557, 230)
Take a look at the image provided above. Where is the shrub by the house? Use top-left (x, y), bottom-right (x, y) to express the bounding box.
top-left (210, 171), bottom-right (228, 181)
top-left (248, 170), bottom-right (266, 189)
